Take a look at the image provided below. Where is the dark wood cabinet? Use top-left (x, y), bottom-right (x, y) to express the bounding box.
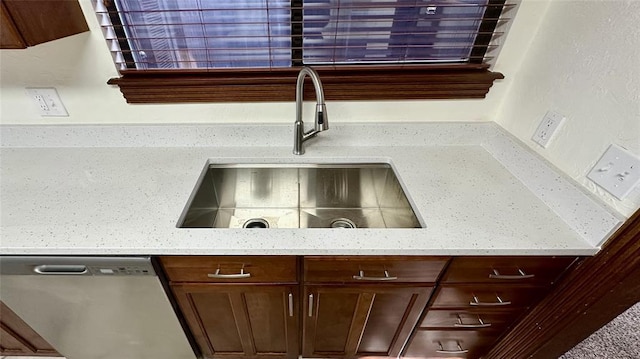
top-left (301, 256), bottom-right (448, 358)
top-left (440, 256), bottom-right (578, 285)
top-left (161, 255), bottom-right (578, 359)
top-left (419, 309), bottom-right (519, 333)
top-left (303, 256), bottom-right (449, 283)
top-left (0, 301), bottom-right (61, 356)
top-left (161, 256), bottom-right (300, 359)
top-left (171, 284), bottom-right (299, 359)
top-left (404, 329), bottom-right (497, 359)
top-left (161, 255), bottom-right (298, 283)
top-left (0, 0), bottom-right (88, 49)
top-left (0, 2), bottom-right (24, 49)
top-left (403, 256), bottom-right (579, 359)
top-left (303, 285), bottom-right (433, 358)
top-left (430, 284), bottom-right (547, 309)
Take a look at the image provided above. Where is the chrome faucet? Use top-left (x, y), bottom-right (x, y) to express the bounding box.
top-left (293, 67), bottom-right (329, 155)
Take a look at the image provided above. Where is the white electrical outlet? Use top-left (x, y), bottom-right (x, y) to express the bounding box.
top-left (587, 144), bottom-right (640, 200)
top-left (532, 111), bottom-right (566, 148)
top-left (26, 88), bottom-right (69, 117)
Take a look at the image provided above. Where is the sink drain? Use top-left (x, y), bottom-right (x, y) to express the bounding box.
top-left (330, 218), bottom-right (357, 229)
top-left (243, 218), bottom-right (269, 229)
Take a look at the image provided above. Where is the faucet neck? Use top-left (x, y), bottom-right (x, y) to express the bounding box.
top-left (296, 67), bottom-right (325, 105)
top-left (293, 67), bottom-right (329, 155)
top-left (295, 67), bottom-right (325, 127)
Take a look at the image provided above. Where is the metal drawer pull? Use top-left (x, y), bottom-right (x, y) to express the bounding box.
top-left (470, 294), bottom-right (511, 306)
top-left (207, 267), bottom-right (251, 279)
top-left (436, 341), bottom-right (469, 354)
top-left (353, 270), bottom-right (398, 281)
top-left (34, 265), bottom-right (88, 275)
top-left (454, 314), bottom-right (492, 328)
top-left (489, 268), bottom-right (535, 280)
top-left (308, 294), bottom-right (314, 317)
top-left (288, 293), bottom-right (294, 317)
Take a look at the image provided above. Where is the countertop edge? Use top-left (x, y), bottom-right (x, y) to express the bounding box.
top-left (0, 122), bottom-right (621, 256)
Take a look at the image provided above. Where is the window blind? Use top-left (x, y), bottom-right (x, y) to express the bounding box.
top-left (96, 0), bottom-right (512, 70)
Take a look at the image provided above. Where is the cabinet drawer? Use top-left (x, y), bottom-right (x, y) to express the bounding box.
top-left (430, 284), bottom-right (546, 309)
top-left (441, 256), bottom-right (577, 285)
top-left (419, 309), bottom-right (522, 332)
top-left (160, 256), bottom-right (297, 283)
top-left (304, 256), bottom-right (449, 283)
top-left (404, 329), bottom-right (497, 358)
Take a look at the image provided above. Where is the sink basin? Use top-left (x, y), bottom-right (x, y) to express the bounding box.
top-left (178, 164), bottom-right (421, 228)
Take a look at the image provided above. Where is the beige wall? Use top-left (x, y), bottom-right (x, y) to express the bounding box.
top-left (0, 0), bottom-right (542, 125)
top-left (496, 0), bottom-right (640, 217)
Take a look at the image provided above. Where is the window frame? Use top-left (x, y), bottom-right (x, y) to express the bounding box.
top-left (104, 0), bottom-right (507, 103)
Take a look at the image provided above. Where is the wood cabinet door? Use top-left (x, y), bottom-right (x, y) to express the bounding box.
top-left (0, 0), bottom-right (88, 48)
top-left (0, 2), bottom-right (25, 49)
top-left (303, 285), bottom-right (433, 358)
top-left (171, 283), bottom-right (299, 359)
top-left (0, 302), bottom-right (60, 356)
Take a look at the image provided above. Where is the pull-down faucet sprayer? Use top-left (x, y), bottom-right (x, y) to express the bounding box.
top-left (293, 67), bottom-right (329, 155)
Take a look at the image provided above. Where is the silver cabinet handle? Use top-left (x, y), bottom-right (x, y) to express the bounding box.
top-left (453, 314), bottom-right (492, 328)
top-left (207, 267), bottom-right (251, 279)
top-left (436, 342), bottom-right (468, 354)
top-left (353, 270), bottom-right (398, 281)
top-left (469, 294), bottom-right (511, 307)
top-left (288, 293), bottom-right (294, 317)
top-left (308, 294), bottom-right (314, 317)
top-left (489, 268), bottom-right (535, 280)
top-left (34, 265), bottom-right (88, 275)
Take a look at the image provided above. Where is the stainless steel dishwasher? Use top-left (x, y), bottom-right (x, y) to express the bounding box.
top-left (0, 256), bottom-right (196, 359)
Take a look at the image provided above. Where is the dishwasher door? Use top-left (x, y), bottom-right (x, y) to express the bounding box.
top-left (0, 256), bottom-right (195, 359)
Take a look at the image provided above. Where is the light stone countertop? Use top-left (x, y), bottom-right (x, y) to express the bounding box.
top-left (0, 123), bottom-right (622, 255)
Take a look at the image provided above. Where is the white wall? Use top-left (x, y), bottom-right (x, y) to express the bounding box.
top-left (0, 0), bottom-right (541, 125)
top-left (496, 0), bottom-right (640, 217)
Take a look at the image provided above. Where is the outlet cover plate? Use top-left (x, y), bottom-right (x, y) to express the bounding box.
top-left (26, 87), bottom-right (69, 117)
top-left (587, 144), bottom-right (640, 200)
top-left (532, 111), bottom-right (565, 148)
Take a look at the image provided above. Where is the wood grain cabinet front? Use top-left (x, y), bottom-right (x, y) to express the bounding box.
top-left (0, 0), bottom-right (88, 49)
top-left (0, 2), bottom-right (24, 49)
top-left (161, 256), bottom-right (297, 283)
top-left (161, 256), bottom-right (300, 359)
top-left (0, 302), bottom-right (61, 357)
top-left (302, 256), bottom-right (449, 358)
top-left (419, 309), bottom-right (519, 332)
top-left (430, 284), bottom-right (547, 309)
top-left (402, 256), bottom-right (579, 359)
top-left (161, 255), bottom-right (577, 359)
top-left (304, 256), bottom-right (449, 283)
top-left (441, 256), bottom-right (578, 285)
top-left (303, 285), bottom-right (433, 358)
top-left (404, 330), bottom-right (497, 359)
top-left (171, 284), bottom-right (299, 359)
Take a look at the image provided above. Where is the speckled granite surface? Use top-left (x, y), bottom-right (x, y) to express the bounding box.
top-left (0, 123), bottom-right (622, 255)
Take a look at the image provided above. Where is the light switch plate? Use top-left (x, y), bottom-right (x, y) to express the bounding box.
top-left (587, 144), bottom-right (640, 200)
top-left (26, 87), bottom-right (69, 117)
top-left (532, 111), bottom-right (565, 148)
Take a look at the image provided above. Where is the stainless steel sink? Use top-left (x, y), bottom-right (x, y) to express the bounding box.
top-left (178, 164), bottom-right (421, 228)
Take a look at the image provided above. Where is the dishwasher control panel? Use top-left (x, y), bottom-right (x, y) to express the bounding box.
top-left (88, 265), bottom-right (154, 276)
